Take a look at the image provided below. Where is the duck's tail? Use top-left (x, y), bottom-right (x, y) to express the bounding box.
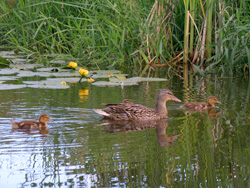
top-left (10, 119), bottom-right (18, 129)
top-left (93, 109), bottom-right (110, 117)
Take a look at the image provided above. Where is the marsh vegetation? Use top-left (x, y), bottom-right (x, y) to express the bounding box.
top-left (1, 0), bottom-right (250, 78)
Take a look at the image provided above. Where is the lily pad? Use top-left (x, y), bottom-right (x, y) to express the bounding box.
top-left (27, 84), bottom-right (70, 89)
top-left (92, 81), bottom-right (138, 87)
top-left (17, 70), bottom-right (80, 78)
top-left (23, 79), bottom-right (72, 89)
top-left (90, 70), bottom-right (127, 79)
top-left (0, 84), bottom-right (26, 90)
top-left (10, 63), bottom-right (43, 70)
top-left (49, 71), bottom-right (79, 77)
top-left (28, 85), bottom-right (69, 89)
top-left (49, 60), bottom-right (68, 64)
top-left (11, 58), bottom-right (29, 63)
top-left (126, 77), bottom-right (167, 82)
top-left (0, 68), bottom-right (20, 75)
top-left (92, 76), bottom-right (167, 87)
top-left (46, 77), bottom-right (87, 83)
top-left (36, 67), bottom-right (68, 72)
top-left (0, 76), bottom-right (19, 81)
top-left (17, 71), bottom-right (51, 77)
top-left (0, 51), bottom-right (26, 59)
top-left (91, 70), bottom-right (121, 74)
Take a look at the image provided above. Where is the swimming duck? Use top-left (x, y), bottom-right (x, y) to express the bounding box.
top-left (10, 114), bottom-right (53, 129)
top-left (180, 96), bottom-right (221, 111)
top-left (94, 89), bottom-right (181, 120)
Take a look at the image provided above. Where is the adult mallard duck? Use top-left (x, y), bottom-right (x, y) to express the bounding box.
top-left (10, 114), bottom-right (53, 129)
top-left (93, 89), bottom-right (181, 120)
top-left (180, 96), bottom-right (221, 111)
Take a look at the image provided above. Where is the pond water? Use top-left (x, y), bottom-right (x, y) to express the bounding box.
top-left (0, 69), bottom-right (250, 187)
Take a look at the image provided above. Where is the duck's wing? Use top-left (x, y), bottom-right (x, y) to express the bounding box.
top-left (107, 103), bottom-right (156, 120)
top-left (94, 101), bottom-right (157, 120)
top-left (10, 120), bottom-right (39, 129)
top-left (94, 103), bottom-right (129, 119)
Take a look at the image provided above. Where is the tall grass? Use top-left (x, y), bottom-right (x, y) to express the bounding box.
top-left (0, 0), bottom-right (249, 77)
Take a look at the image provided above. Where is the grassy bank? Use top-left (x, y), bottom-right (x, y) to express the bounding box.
top-left (0, 0), bottom-right (250, 77)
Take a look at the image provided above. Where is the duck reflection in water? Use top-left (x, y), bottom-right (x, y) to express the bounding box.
top-left (95, 119), bottom-right (158, 133)
top-left (181, 107), bottom-right (221, 119)
top-left (156, 119), bottom-right (181, 147)
top-left (95, 119), bottom-right (180, 146)
top-left (11, 127), bottom-right (49, 136)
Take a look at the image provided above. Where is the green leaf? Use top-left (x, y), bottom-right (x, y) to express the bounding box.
top-left (193, 64), bottom-right (205, 77)
top-left (245, 47), bottom-right (250, 76)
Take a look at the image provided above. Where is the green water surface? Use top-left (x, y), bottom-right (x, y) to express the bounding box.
top-left (0, 73), bottom-right (249, 187)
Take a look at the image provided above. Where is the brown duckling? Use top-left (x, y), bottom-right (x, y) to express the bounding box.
top-left (10, 114), bottom-right (53, 129)
top-left (101, 99), bottom-right (132, 107)
top-left (94, 89), bottom-right (181, 120)
top-left (180, 96), bottom-right (221, 111)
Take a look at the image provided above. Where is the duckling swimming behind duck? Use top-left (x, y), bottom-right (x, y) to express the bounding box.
top-left (94, 89), bottom-right (181, 120)
top-left (10, 114), bottom-right (53, 129)
top-left (180, 96), bottom-right (221, 111)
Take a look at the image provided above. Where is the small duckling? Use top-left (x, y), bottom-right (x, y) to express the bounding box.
top-left (180, 96), bottom-right (221, 111)
top-left (10, 114), bottom-right (53, 129)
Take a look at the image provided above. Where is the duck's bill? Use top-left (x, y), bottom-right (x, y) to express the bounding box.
top-left (216, 100), bottom-right (222, 104)
top-left (48, 119), bottom-right (53, 122)
top-left (172, 96), bottom-right (182, 102)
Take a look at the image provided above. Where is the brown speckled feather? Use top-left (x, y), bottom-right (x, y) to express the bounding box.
top-left (180, 102), bottom-right (209, 110)
top-left (103, 103), bottom-right (157, 120)
top-left (11, 120), bottom-right (46, 129)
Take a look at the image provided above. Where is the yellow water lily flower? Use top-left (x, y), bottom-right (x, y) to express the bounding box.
top-left (60, 81), bottom-right (67, 85)
top-left (79, 68), bottom-right (89, 77)
top-left (68, 61), bottom-right (77, 69)
top-left (87, 78), bottom-right (95, 83)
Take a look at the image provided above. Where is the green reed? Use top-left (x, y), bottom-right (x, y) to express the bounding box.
top-left (0, 0), bottom-right (249, 77)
